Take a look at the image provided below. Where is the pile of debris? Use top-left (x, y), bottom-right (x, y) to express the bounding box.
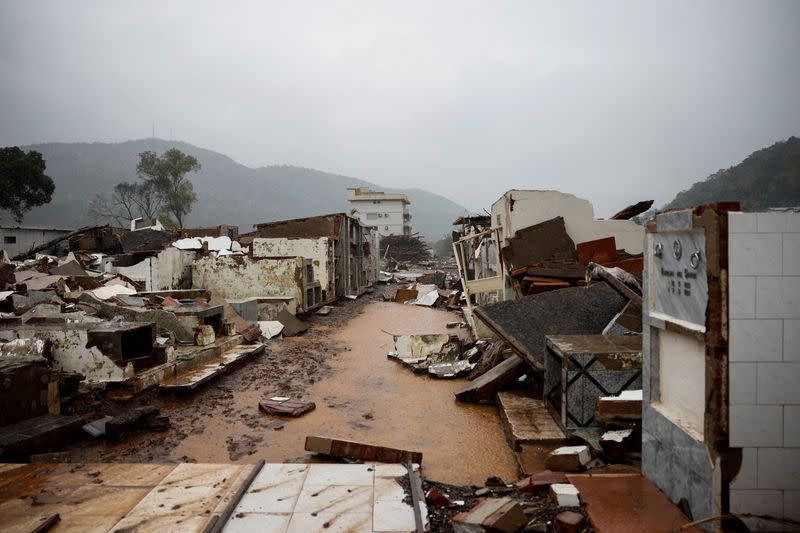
top-left (380, 234), bottom-right (432, 264)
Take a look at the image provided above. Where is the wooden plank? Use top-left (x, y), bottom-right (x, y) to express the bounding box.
top-left (305, 436), bottom-right (423, 464)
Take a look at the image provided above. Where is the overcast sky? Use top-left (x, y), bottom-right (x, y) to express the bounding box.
top-left (1, 1), bottom-right (798, 216)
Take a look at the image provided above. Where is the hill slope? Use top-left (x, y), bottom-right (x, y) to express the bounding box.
top-left (665, 136), bottom-right (800, 211)
top-left (13, 139), bottom-right (468, 239)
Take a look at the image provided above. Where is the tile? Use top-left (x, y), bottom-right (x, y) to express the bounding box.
top-left (784, 233), bottom-right (800, 275)
top-left (223, 512), bottom-right (291, 533)
top-left (758, 448), bottom-right (800, 490)
top-left (757, 212), bottom-right (791, 233)
top-left (304, 464), bottom-right (374, 486)
top-left (757, 277), bottom-right (800, 319)
top-left (374, 477), bottom-right (406, 501)
top-left (729, 233), bottom-right (781, 276)
top-left (731, 447), bottom-right (757, 490)
top-left (286, 511), bottom-right (371, 533)
top-left (730, 489), bottom-right (783, 533)
top-left (785, 491), bottom-right (800, 522)
top-left (728, 212), bottom-right (757, 234)
top-left (785, 320), bottom-right (800, 361)
top-left (730, 363), bottom-right (757, 404)
top-left (729, 276), bottom-right (756, 319)
top-left (373, 500), bottom-right (417, 532)
top-left (729, 405), bottom-right (782, 447)
top-left (373, 463), bottom-right (416, 478)
top-left (757, 362), bottom-right (800, 404)
top-left (786, 406), bottom-right (800, 447)
top-left (235, 465), bottom-right (308, 514)
top-left (730, 319), bottom-right (783, 362)
top-left (294, 484), bottom-right (372, 514)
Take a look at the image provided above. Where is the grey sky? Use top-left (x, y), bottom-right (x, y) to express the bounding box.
top-left (1, 1), bottom-right (798, 216)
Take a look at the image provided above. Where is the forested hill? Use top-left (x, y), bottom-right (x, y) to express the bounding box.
top-left (665, 136), bottom-right (800, 211)
top-left (14, 139), bottom-right (469, 239)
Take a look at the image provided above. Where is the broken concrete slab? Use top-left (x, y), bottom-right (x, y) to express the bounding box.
top-left (305, 435), bottom-right (423, 464)
top-left (259, 397), bottom-right (316, 417)
top-left (550, 483), bottom-right (581, 508)
top-left (515, 470), bottom-right (569, 495)
top-left (158, 342), bottom-right (264, 392)
top-left (599, 429), bottom-right (636, 462)
top-left (391, 334), bottom-right (461, 365)
top-left (0, 414), bottom-right (83, 459)
top-left (455, 355), bottom-right (526, 403)
top-left (502, 217), bottom-right (578, 271)
top-left (427, 360), bottom-right (472, 378)
top-left (553, 510), bottom-right (586, 533)
top-left (595, 389), bottom-right (643, 423)
top-left (315, 305), bottom-right (333, 315)
top-left (474, 282), bottom-right (626, 369)
top-left (394, 287), bottom-right (418, 303)
top-left (83, 416), bottom-right (114, 437)
top-left (545, 445), bottom-right (592, 473)
top-left (452, 497), bottom-right (527, 533)
top-left (257, 320), bottom-right (284, 339)
top-left (497, 391), bottom-right (566, 450)
top-left (276, 308), bottom-right (308, 336)
top-left (194, 324), bottom-right (215, 346)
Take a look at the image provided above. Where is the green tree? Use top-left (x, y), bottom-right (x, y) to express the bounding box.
top-left (136, 148), bottom-right (201, 228)
top-left (0, 147), bottom-right (55, 223)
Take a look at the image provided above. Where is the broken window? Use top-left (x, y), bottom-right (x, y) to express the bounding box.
top-left (3, 236), bottom-right (16, 244)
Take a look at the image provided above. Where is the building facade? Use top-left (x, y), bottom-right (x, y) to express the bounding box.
top-left (0, 226), bottom-right (73, 259)
top-left (346, 187), bottom-right (411, 236)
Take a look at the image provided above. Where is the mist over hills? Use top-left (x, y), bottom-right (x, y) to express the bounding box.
top-left (664, 136), bottom-right (800, 211)
top-left (15, 139), bottom-right (469, 240)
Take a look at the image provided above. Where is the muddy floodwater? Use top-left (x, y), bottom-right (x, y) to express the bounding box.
top-left (70, 299), bottom-right (519, 486)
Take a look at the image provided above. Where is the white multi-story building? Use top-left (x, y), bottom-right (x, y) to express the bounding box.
top-left (346, 187), bottom-right (411, 236)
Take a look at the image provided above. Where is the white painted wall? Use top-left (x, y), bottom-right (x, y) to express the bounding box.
top-left (252, 237), bottom-right (335, 302)
top-left (349, 198), bottom-right (408, 236)
top-left (654, 329), bottom-right (706, 439)
top-left (490, 190), bottom-right (644, 254)
top-left (192, 255), bottom-right (306, 309)
top-left (108, 248), bottom-right (195, 291)
top-left (0, 227), bottom-right (72, 258)
top-left (728, 211), bottom-right (800, 531)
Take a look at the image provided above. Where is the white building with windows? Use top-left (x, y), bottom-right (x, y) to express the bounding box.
top-left (346, 187), bottom-right (411, 236)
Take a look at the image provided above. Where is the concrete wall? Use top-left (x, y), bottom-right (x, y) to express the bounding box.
top-left (656, 330), bottom-right (706, 439)
top-left (252, 237), bottom-right (335, 303)
top-left (728, 211), bottom-right (800, 532)
top-left (490, 190), bottom-right (644, 254)
top-left (13, 326), bottom-right (130, 383)
top-left (192, 255), bottom-right (306, 309)
top-left (109, 248), bottom-right (195, 291)
top-left (0, 227), bottom-right (72, 258)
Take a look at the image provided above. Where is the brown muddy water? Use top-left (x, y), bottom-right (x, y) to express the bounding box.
top-left (70, 300), bottom-right (519, 486)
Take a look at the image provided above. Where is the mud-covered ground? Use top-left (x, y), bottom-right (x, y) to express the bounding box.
top-left (65, 290), bottom-right (381, 464)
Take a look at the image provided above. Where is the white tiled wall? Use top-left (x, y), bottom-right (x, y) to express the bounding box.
top-left (728, 211), bottom-right (800, 531)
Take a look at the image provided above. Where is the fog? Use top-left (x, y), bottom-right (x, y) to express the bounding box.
top-left (1, 1), bottom-right (798, 214)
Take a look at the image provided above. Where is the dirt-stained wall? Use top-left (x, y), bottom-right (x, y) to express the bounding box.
top-left (252, 237), bottom-right (335, 303)
top-left (192, 255), bottom-right (305, 307)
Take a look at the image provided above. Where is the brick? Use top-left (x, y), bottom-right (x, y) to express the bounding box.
top-left (729, 363), bottom-right (757, 404)
top-left (729, 405), bottom-right (782, 447)
top-left (553, 510), bottom-right (585, 533)
top-left (756, 277), bottom-right (800, 319)
top-left (304, 435), bottom-right (422, 464)
top-left (757, 362), bottom-right (800, 404)
top-left (784, 233), bottom-right (800, 275)
top-left (728, 212), bottom-right (757, 233)
top-left (785, 406), bottom-right (800, 447)
top-left (758, 448), bottom-right (800, 490)
top-left (729, 233), bottom-right (781, 276)
top-left (452, 497), bottom-right (527, 533)
top-left (731, 447), bottom-right (757, 490)
top-left (730, 319), bottom-right (782, 362)
top-left (785, 320), bottom-right (800, 361)
top-left (515, 470), bottom-right (568, 494)
top-left (729, 276), bottom-right (756, 319)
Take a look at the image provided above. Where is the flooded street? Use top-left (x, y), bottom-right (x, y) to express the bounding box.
top-left (70, 297), bottom-right (519, 486)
